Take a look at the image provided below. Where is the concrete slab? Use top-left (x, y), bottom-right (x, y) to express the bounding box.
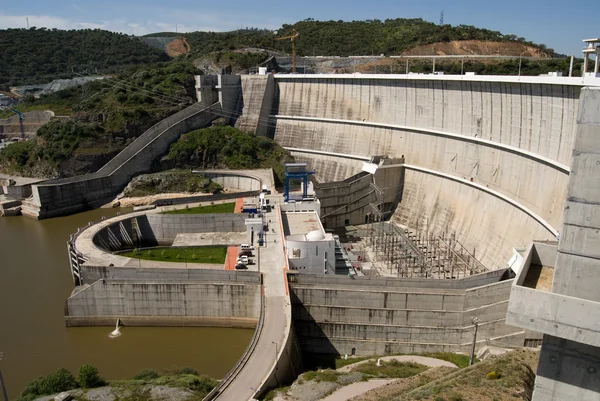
top-left (282, 212), bottom-right (322, 236)
top-left (172, 231), bottom-right (247, 246)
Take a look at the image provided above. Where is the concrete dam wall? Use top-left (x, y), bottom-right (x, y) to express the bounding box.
top-left (260, 74), bottom-right (600, 269)
top-left (289, 271), bottom-right (522, 356)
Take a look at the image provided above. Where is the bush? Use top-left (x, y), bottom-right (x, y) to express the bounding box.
top-left (20, 368), bottom-right (78, 399)
top-left (486, 370), bottom-right (501, 380)
top-left (178, 367), bottom-right (199, 375)
top-left (434, 397), bottom-right (446, 401)
top-left (78, 364), bottom-right (105, 388)
top-left (448, 394), bottom-right (464, 401)
top-left (133, 368), bottom-right (160, 380)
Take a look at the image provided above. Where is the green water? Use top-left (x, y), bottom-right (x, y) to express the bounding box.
top-left (0, 209), bottom-right (253, 399)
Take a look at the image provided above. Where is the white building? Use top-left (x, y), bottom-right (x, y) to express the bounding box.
top-left (281, 200), bottom-right (335, 274)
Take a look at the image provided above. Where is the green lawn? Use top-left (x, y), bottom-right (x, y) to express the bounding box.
top-left (161, 202), bottom-right (235, 215)
top-left (122, 246), bottom-right (227, 264)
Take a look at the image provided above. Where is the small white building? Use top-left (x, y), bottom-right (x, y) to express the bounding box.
top-left (282, 208), bottom-right (335, 274)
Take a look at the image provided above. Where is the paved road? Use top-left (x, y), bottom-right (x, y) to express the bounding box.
top-left (321, 379), bottom-right (397, 401)
top-left (214, 196), bottom-right (290, 401)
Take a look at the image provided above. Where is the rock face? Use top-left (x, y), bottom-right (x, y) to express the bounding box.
top-left (122, 170), bottom-right (221, 197)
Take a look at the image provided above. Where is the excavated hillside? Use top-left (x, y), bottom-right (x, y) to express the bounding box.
top-left (402, 40), bottom-right (551, 57)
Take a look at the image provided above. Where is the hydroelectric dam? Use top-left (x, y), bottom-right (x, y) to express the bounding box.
top-left (28, 69), bottom-right (600, 401)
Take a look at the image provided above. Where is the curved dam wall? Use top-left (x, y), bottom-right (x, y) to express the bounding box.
top-left (265, 75), bottom-right (599, 269)
top-left (289, 270), bottom-right (522, 355)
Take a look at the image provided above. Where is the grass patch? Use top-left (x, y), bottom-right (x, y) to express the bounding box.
top-left (161, 202), bottom-right (235, 215)
top-left (351, 360), bottom-right (427, 379)
top-left (335, 356), bottom-right (373, 369)
top-left (121, 246), bottom-right (227, 264)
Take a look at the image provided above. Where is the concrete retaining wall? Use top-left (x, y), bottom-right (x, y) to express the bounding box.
top-left (80, 265), bottom-right (260, 285)
top-left (27, 102), bottom-right (220, 219)
top-left (65, 278), bottom-right (261, 328)
top-left (289, 272), bottom-right (522, 356)
top-left (202, 172), bottom-right (261, 191)
top-left (91, 213), bottom-right (247, 251)
top-left (146, 213), bottom-right (247, 242)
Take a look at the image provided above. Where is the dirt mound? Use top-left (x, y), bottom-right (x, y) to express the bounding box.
top-left (403, 40), bottom-right (551, 58)
top-left (166, 37), bottom-right (191, 57)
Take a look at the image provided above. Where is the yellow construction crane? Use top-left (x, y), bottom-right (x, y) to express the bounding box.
top-left (275, 29), bottom-right (299, 73)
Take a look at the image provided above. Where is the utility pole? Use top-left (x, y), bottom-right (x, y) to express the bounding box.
top-left (469, 318), bottom-right (479, 366)
top-left (440, 10), bottom-right (444, 25)
top-left (0, 352), bottom-right (8, 401)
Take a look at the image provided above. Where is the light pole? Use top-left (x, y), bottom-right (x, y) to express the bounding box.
top-left (469, 317), bottom-right (479, 366)
top-left (0, 352), bottom-right (8, 401)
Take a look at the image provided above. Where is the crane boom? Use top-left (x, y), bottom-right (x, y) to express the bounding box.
top-left (275, 29), bottom-right (299, 73)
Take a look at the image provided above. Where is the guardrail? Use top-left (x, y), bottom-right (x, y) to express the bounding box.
top-left (203, 281), bottom-right (266, 400)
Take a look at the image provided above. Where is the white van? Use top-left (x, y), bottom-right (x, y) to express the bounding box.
top-left (240, 244), bottom-right (255, 251)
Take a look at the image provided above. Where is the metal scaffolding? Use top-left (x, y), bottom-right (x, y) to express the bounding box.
top-left (362, 222), bottom-right (487, 279)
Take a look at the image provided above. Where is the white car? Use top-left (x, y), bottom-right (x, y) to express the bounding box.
top-left (237, 255), bottom-right (249, 265)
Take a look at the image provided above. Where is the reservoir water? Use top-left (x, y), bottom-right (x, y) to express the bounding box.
top-left (0, 209), bottom-right (253, 399)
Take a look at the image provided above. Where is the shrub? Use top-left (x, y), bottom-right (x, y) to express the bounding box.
top-left (486, 371), bottom-right (501, 380)
top-left (78, 364), bottom-right (105, 388)
top-left (448, 393), bottom-right (464, 401)
top-left (20, 368), bottom-right (78, 399)
top-left (178, 367), bottom-right (199, 375)
top-left (434, 397), bottom-right (447, 401)
top-left (133, 368), bottom-right (160, 380)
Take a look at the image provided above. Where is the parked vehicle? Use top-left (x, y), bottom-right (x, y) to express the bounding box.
top-left (239, 250), bottom-right (253, 257)
top-left (237, 255), bottom-right (249, 265)
top-left (240, 244), bottom-right (255, 251)
top-left (235, 263), bottom-right (248, 270)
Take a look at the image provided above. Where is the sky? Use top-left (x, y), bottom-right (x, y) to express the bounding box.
top-left (0, 0), bottom-right (597, 56)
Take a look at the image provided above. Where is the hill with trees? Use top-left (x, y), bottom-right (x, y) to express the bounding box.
top-left (0, 61), bottom-right (198, 177)
top-left (176, 18), bottom-right (555, 58)
top-left (0, 28), bottom-right (170, 89)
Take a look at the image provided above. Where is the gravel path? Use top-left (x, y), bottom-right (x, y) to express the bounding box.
top-left (337, 355), bottom-right (457, 373)
top-left (320, 379), bottom-right (397, 401)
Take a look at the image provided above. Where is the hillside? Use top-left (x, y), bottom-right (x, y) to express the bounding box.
top-left (0, 28), bottom-right (170, 89)
top-left (402, 40), bottom-right (551, 57)
top-left (0, 62), bottom-right (198, 177)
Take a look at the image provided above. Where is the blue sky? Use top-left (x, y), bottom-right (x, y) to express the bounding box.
top-left (0, 0), bottom-right (596, 56)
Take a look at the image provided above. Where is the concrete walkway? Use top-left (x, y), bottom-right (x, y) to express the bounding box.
top-left (337, 355), bottom-right (457, 373)
top-left (321, 379), bottom-right (397, 401)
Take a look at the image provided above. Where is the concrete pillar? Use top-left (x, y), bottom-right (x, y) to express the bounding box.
top-left (583, 54), bottom-right (589, 76)
top-left (595, 51), bottom-right (600, 74)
